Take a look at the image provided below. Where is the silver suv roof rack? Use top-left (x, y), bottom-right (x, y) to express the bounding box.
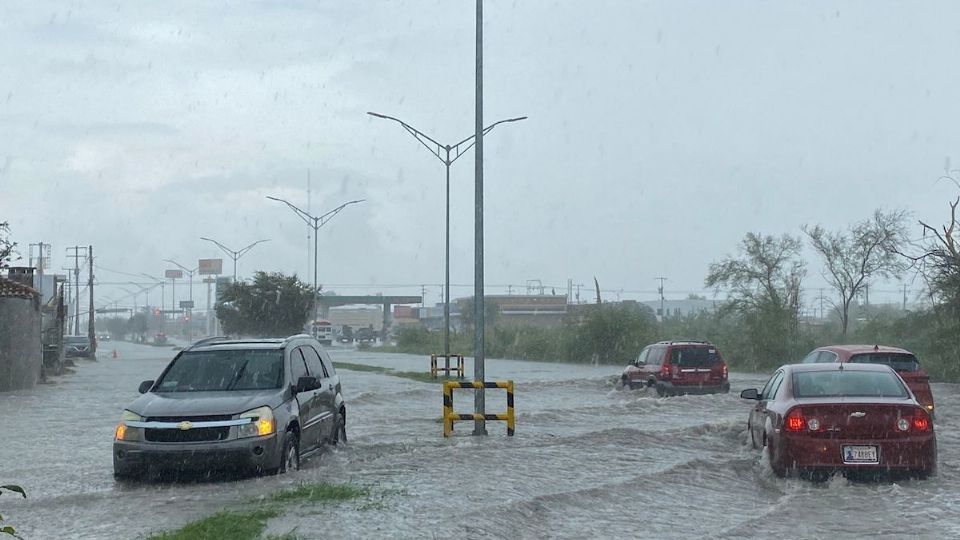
top-left (186, 336), bottom-right (230, 350)
top-left (283, 334), bottom-right (312, 345)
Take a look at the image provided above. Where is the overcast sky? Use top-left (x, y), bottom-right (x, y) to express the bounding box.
top-left (2, 1), bottom-right (959, 310)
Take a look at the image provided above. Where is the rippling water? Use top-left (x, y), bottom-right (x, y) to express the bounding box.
top-left (1, 342), bottom-right (957, 539)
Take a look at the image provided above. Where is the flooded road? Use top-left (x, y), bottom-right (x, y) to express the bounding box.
top-left (1, 341), bottom-right (958, 539)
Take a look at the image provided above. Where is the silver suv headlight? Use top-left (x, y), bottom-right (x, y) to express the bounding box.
top-left (115, 410), bottom-right (142, 441)
top-left (237, 406), bottom-right (275, 438)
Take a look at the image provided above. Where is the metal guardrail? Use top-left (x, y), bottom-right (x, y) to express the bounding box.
top-left (443, 380), bottom-right (514, 437)
top-left (430, 354), bottom-right (465, 379)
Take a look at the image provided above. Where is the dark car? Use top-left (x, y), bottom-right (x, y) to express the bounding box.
top-left (338, 326), bottom-right (354, 343)
top-left (620, 340), bottom-right (729, 396)
top-left (800, 344), bottom-right (935, 419)
top-left (355, 326), bottom-right (377, 343)
top-left (113, 334), bottom-right (346, 479)
top-left (64, 335), bottom-right (94, 359)
top-left (741, 363), bottom-right (936, 479)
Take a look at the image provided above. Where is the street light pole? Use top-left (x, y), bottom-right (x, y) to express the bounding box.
top-left (366, 114), bottom-right (526, 372)
top-left (265, 196), bottom-right (364, 324)
top-left (199, 237), bottom-right (271, 282)
top-left (165, 259), bottom-right (199, 341)
top-left (473, 0), bottom-right (485, 435)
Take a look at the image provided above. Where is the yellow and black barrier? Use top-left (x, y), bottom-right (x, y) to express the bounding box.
top-left (443, 380), bottom-right (514, 437)
top-left (430, 354), bottom-right (465, 379)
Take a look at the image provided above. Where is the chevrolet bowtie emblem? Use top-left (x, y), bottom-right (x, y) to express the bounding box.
top-left (849, 412), bottom-right (866, 418)
top-left (178, 421), bottom-right (193, 430)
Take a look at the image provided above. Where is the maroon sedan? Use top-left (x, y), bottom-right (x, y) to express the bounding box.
top-left (741, 363), bottom-right (936, 479)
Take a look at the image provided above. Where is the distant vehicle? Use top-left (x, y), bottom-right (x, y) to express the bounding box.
top-left (153, 333), bottom-right (167, 345)
top-left (620, 340), bottom-right (729, 396)
top-left (98, 334), bottom-right (112, 342)
top-left (310, 319), bottom-right (333, 346)
top-left (801, 344), bottom-right (935, 419)
top-left (64, 335), bottom-right (94, 359)
top-left (338, 326), bottom-right (354, 343)
top-left (113, 335), bottom-right (346, 479)
top-left (355, 326), bottom-right (377, 343)
top-left (741, 363), bottom-right (936, 479)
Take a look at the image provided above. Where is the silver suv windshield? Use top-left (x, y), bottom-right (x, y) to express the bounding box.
top-left (155, 349), bottom-right (283, 392)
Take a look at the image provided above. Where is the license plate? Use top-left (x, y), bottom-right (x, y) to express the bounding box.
top-left (842, 445), bottom-right (879, 464)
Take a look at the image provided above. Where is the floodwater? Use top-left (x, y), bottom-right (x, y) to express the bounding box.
top-left (1, 341), bottom-right (958, 539)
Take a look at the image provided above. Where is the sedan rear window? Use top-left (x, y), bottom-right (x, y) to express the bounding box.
top-left (64, 336), bottom-right (89, 344)
top-left (792, 370), bottom-right (908, 399)
top-left (156, 350), bottom-right (284, 392)
top-left (848, 353), bottom-right (920, 373)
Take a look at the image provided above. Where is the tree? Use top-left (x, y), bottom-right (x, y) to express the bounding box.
top-left (214, 272), bottom-right (314, 337)
top-left (705, 233), bottom-right (806, 367)
top-left (0, 222), bottom-right (18, 268)
top-left (803, 209), bottom-right (908, 337)
top-left (905, 197), bottom-right (960, 317)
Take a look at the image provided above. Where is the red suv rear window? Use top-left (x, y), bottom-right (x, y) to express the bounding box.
top-left (670, 346), bottom-right (721, 367)
top-left (848, 353), bottom-right (920, 373)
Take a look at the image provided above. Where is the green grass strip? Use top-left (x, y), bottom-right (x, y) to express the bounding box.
top-left (270, 483), bottom-right (369, 503)
top-left (148, 508), bottom-right (278, 540)
top-left (147, 482), bottom-right (368, 540)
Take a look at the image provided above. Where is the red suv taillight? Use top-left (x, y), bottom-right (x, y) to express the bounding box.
top-left (721, 363), bottom-right (728, 379)
top-left (660, 362), bottom-right (671, 379)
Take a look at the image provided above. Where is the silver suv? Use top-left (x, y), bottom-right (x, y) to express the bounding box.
top-left (113, 334), bottom-right (346, 479)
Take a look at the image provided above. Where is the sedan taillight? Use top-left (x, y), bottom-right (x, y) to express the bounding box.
top-left (912, 409), bottom-right (932, 432)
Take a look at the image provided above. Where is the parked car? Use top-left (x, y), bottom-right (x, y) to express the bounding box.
top-left (112, 334), bottom-right (346, 479)
top-left (621, 340), bottom-right (729, 396)
top-left (63, 335), bottom-right (94, 359)
top-left (800, 344), bottom-right (935, 418)
top-left (741, 363), bottom-right (936, 479)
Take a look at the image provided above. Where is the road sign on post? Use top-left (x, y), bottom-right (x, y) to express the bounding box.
top-left (164, 269), bottom-right (184, 279)
top-left (179, 300), bottom-right (195, 309)
top-left (198, 259), bottom-right (223, 275)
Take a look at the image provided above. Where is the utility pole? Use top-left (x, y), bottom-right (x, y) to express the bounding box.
top-left (819, 288), bottom-right (825, 320)
top-left (87, 245), bottom-right (96, 353)
top-left (902, 284), bottom-right (908, 311)
top-left (66, 246), bottom-right (88, 335)
top-left (656, 277), bottom-right (668, 321)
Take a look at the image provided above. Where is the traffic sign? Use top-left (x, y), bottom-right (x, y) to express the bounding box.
top-left (198, 259), bottom-right (223, 275)
top-left (179, 300), bottom-right (195, 309)
top-left (165, 269), bottom-right (184, 279)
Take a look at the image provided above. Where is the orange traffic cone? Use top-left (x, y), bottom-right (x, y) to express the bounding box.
top-left (112, 349), bottom-right (118, 359)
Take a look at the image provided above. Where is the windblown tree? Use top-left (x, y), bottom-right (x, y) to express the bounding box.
top-left (803, 209), bottom-right (907, 337)
top-left (0, 221), bottom-right (18, 268)
top-left (906, 197), bottom-right (960, 316)
top-left (705, 233), bottom-right (806, 368)
top-left (215, 272), bottom-right (314, 337)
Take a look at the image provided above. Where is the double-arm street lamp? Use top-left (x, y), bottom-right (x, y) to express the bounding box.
top-left (366, 112), bottom-right (526, 365)
top-left (265, 196), bottom-right (364, 321)
top-left (199, 237), bottom-right (271, 282)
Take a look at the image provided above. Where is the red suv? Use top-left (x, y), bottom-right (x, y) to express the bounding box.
top-left (800, 344), bottom-right (935, 418)
top-left (621, 340), bottom-right (730, 396)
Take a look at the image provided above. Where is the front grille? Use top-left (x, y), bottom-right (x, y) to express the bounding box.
top-left (145, 415), bottom-right (233, 423)
top-left (145, 426), bottom-right (230, 443)
top-left (143, 415), bottom-right (235, 443)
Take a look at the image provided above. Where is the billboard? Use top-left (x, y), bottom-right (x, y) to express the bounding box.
top-left (198, 258), bottom-right (223, 275)
top-left (164, 269), bottom-right (184, 279)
